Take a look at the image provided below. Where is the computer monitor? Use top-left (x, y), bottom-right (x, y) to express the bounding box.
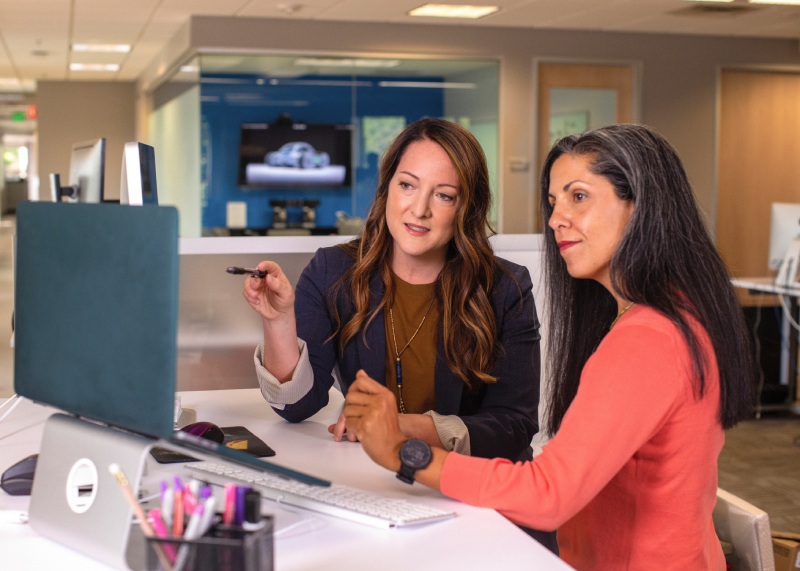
top-left (49, 138), bottom-right (106, 203)
top-left (768, 203), bottom-right (800, 287)
top-left (120, 142), bottom-right (158, 205)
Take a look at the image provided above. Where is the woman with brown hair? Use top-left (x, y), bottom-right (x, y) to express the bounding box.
top-left (243, 117), bottom-right (541, 464)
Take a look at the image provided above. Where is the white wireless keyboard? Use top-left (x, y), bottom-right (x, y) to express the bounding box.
top-left (184, 461), bottom-right (456, 529)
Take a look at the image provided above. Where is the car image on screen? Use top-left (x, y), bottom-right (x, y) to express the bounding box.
top-left (265, 142), bottom-right (331, 169)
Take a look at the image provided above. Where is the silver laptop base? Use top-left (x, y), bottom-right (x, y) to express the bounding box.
top-left (29, 413), bottom-right (154, 570)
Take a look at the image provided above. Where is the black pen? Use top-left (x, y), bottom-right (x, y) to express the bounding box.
top-left (226, 266), bottom-right (267, 278)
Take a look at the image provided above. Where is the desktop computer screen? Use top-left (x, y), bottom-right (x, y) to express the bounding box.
top-left (769, 202), bottom-right (800, 287)
top-left (120, 142), bottom-right (158, 205)
top-left (49, 138), bottom-right (106, 203)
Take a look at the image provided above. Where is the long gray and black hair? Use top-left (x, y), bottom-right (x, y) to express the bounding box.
top-left (539, 124), bottom-right (755, 435)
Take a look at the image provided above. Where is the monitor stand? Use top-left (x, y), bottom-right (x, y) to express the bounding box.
top-left (776, 237), bottom-right (800, 289)
top-left (28, 413), bottom-right (155, 570)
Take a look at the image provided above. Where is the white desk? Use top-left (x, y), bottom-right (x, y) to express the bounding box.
top-left (732, 277), bottom-right (800, 413)
top-left (0, 390), bottom-right (571, 570)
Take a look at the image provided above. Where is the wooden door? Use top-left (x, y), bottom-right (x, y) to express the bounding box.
top-left (718, 69), bottom-right (800, 295)
top-left (535, 62), bottom-right (637, 230)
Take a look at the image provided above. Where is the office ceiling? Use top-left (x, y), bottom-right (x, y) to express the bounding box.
top-left (2, 0), bottom-right (800, 94)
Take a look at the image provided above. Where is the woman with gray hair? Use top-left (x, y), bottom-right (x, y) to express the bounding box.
top-left (344, 124), bottom-right (756, 569)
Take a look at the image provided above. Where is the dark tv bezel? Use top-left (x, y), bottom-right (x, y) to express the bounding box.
top-left (237, 121), bottom-right (353, 189)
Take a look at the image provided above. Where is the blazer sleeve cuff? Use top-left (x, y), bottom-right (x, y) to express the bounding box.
top-left (424, 411), bottom-right (471, 455)
top-left (254, 339), bottom-right (314, 409)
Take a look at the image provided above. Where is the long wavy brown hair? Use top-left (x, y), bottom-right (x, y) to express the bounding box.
top-left (333, 118), bottom-right (500, 389)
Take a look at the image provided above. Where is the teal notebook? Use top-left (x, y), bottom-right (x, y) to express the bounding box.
top-left (14, 202), bottom-right (180, 439)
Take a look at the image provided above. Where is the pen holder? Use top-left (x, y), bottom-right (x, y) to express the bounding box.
top-left (144, 518), bottom-right (273, 571)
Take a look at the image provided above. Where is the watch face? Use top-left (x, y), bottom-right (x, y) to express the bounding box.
top-left (400, 439), bottom-right (432, 469)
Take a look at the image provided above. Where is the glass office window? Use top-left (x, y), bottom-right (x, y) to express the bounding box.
top-left (151, 54), bottom-right (499, 237)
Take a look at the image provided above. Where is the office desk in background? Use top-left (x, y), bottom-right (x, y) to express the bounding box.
top-left (732, 277), bottom-right (800, 414)
top-left (0, 389), bottom-right (571, 571)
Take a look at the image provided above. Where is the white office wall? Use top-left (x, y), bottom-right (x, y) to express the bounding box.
top-left (37, 81), bottom-right (136, 202)
top-left (150, 85), bottom-right (202, 237)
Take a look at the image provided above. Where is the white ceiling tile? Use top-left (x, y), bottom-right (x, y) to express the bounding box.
top-left (0, 0), bottom-right (799, 91)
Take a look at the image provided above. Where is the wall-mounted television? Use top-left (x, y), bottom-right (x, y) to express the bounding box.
top-left (238, 121), bottom-right (353, 189)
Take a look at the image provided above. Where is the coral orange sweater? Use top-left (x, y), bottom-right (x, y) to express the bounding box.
top-left (441, 306), bottom-right (725, 570)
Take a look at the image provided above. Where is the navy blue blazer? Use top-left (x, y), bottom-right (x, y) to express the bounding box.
top-left (274, 245), bottom-right (541, 461)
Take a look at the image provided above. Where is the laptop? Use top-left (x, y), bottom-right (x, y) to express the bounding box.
top-left (13, 202), bottom-right (326, 569)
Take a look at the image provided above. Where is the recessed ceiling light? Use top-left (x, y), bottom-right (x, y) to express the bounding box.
top-left (72, 43), bottom-right (131, 53)
top-left (408, 4), bottom-right (499, 19)
top-left (69, 63), bottom-right (120, 72)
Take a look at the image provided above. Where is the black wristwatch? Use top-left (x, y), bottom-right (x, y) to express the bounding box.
top-left (396, 439), bottom-right (432, 485)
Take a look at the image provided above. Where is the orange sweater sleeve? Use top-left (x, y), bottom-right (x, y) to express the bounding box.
top-left (439, 306), bottom-right (724, 571)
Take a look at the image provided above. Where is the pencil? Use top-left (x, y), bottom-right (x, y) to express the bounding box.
top-left (109, 463), bottom-right (173, 571)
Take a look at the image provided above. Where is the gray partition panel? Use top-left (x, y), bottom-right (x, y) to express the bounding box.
top-left (175, 235), bottom-right (545, 392)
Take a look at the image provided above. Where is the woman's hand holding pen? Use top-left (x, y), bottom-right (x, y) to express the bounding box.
top-left (244, 260), bottom-right (301, 383)
top-left (343, 370), bottom-right (405, 472)
top-left (242, 261), bottom-right (295, 322)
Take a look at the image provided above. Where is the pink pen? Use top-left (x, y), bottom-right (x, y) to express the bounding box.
top-left (148, 508), bottom-right (177, 561)
top-left (223, 483), bottom-right (236, 526)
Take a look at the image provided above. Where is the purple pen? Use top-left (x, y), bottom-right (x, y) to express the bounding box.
top-left (234, 486), bottom-right (250, 526)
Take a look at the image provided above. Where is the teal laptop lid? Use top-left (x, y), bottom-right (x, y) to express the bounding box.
top-left (14, 202), bottom-right (179, 438)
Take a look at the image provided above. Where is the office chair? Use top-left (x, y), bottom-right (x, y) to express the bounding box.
top-left (713, 488), bottom-right (776, 571)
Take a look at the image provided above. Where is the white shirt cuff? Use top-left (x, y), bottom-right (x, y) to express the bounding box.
top-left (424, 411), bottom-right (471, 455)
top-left (254, 338), bottom-right (314, 409)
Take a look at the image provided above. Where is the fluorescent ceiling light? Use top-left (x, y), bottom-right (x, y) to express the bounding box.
top-left (69, 63), bottom-right (120, 72)
top-left (408, 4), bottom-right (499, 18)
top-left (270, 79), bottom-right (373, 87)
top-left (749, 0), bottom-right (800, 4)
top-left (72, 43), bottom-right (130, 53)
top-left (0, 78), bottom-right (22, 88)
top-left (294, 58), bottom-right (400, 68)
top-left (379, 81), bottom-right (476, 89)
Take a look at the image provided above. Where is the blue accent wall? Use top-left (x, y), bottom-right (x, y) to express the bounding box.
top-left (200, 74), bottom-right (444, 231)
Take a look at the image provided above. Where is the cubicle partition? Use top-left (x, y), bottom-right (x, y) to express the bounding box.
top-left (177, 234), bottom-right (544, 392)
top-left (177, 235), bottom-right (349, 391)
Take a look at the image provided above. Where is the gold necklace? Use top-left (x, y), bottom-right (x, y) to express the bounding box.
top-left (389, 296), bottom-right (435, 414)
top-left (609, 302), bottom-right (635, 330)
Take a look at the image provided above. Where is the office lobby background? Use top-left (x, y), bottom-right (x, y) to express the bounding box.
top-left (0, 7), bottom-right (795, 388)
top-left (8, 13), bottom-right (796, 236)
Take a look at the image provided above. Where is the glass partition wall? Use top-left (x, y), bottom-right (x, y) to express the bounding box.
top-left (150, 53), bottom-right (499, 237)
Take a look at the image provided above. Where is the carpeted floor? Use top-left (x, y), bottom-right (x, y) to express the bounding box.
top-left (718, 410), bottom-right (800, 533)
